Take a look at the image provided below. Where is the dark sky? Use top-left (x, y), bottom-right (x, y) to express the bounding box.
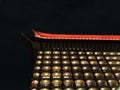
top-left (0, 0), bottom-right (120, 90)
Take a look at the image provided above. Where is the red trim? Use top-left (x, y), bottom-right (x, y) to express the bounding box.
top-left (33, 31), bottom-right (120, 40)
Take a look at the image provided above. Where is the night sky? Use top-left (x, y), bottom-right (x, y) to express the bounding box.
top-left (0, 0), bottom-right (120, 90)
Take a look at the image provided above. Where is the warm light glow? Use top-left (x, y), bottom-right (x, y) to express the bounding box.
top-left (34, 66), bottom-right (41, 70)
top-left (52, 80), bottom-right (62, 86)
top-left (44, 51), bottom-right (51, 54)
top-left (44, 55), bottom-right (51, 59)
top-left (52, 73), bottom-right (61, 78)
top-left (53, 60), bottom-right (60, 64)
top-left (108, 80), bottom-right (118, 86)
top-left (97, 56), bottom-right (104, 60)
top-left (52, 66), bottom-right (61, 71)
top-left (86, 80), bottom-right (96, 86)
top-left (31, 88), bottom-right (37, 90)
top-left (33, 73), bottom-right (40, 78)
top-left (38, 51), bottom-right (43, 54)
top-left (52, 88), bottom-right (62, 90)
top-left (70, 51), bottom-right (75, 54)
top-left (70, 56), bottom-right (77, 59)
top-left (79, 56), bottom-right (87, 59)
top-left (31, 80), bottom-right (39, 87)
top-left (62, 56), bottom-right (69, 59)
top-left (41, 72), bottom-right (50, 78)
top-left (62, 60), bottom-right (70, 64)
top-left (43, 60), bottom-right (51, 64)
top-left (53, 55), bottom-right (60, 59)
top-left (64, 88), bottom-right (74, 90)
top-left (71, 60), bottom-right (79, 64)
top-left (86, 52), bottom-right (93, 55)
top-left (42, 66), bottom-right (51, 71)
top-left (61, 51), bottom-right (68, 54)
top-left (72, 66), bottom-right (81, 71)
top-left (62, 66), bottom-right (71, 71)
top-left (63, 80), bottom-right (73, 86)
top-left (78, 51), bottom-right (85, 54)
top-left (117, 52), bottom-right (120, 55)
top-left (94, 52), bottom-right (101, 55)
top-left (37, 55), bottom-right (42, 59)
top-left (36, 61), bottom-right (42, 65)
top-left (39, 88), bottom-right (50, 90)
top-left (53, 51), bottom-right (60, 54)
top-left (63, 72), bottom-right (72, 78)
top-left (88, 56), bottom-right (96, 59)
top-left (40, 80), bottom-right (50, 86)
top-left (75, 79), bottom-right (85, 86)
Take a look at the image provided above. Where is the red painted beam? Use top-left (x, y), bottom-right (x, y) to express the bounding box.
top-left (33, 31), bottom-right (120, 40)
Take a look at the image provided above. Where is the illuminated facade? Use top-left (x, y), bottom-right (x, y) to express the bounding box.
top-left (23, 31), bottom-right (120, 90)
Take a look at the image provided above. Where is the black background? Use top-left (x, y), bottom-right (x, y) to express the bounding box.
top-left (0, 0), bottom-right (120, 90)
